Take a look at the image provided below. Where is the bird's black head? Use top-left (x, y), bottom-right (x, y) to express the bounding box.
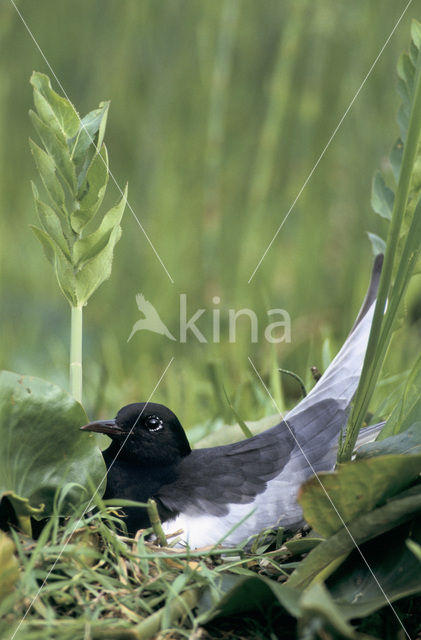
top-left (80, 402), bottom-right (191, 465)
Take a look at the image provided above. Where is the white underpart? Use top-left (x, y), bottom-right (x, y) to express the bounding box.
top-left (164, 304), bottom-right (377, 548)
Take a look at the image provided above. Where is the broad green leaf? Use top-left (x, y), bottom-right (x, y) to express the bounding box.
top-left (30, 71), bottom-right (79, 138)
top-left (371, 171), bottom-right (394, 219)
top-left (71, 144), bottom-right (109, 233)
top-left (298, 454), bottom-right (421, 538)
top-left (299, 582), bottom-right (355, 639)
top-left (0, 532), bottom-right (19, 605)
top-left (356, 422), bottom-right (421, 458)
top-left (288, 485), bottom-right (421, 589)
top-left (73, 184), bottom-right (127, 266)
top-left (197, 574), bottom-right (301, 624)
top-left (326, 517), bottom-right (421, 619)
top-left (29, 139), bottom-right (67, 208)
top-left (29, 110), bottom-right (76, 193)
top-left (367, 231), bottom-right (386, 256)
top-left (74, 224), bottom-right (122, 305)
top-left (0, 371), bottom-right (105, 522)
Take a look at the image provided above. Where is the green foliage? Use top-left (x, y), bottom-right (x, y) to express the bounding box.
top-left (289, 484), bottom-right (421, 590)
top-left (379, 353), bottom-right (421, 439)
top-left (0, 531), bottom-right (19, 606)
top-left (298, 452), bottom-right (421, 538)
top-left (356, 421), bottom-right (421, 458)
top-left (0, 370), bottom-right (105, 532)
top-left (29, 72), bottom-right (126, 308)
top-left (341, 19), bottom-right (421, 461)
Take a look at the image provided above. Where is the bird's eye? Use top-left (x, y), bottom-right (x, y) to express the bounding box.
top-left (145, 415), bottom-right (164, 432)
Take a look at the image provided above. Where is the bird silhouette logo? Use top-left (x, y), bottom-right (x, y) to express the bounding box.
top-left (128, 294), bottom-right (176, 342)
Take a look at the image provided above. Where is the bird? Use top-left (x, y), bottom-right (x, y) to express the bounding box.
top-left (81, 255), bottom-right (384, 548)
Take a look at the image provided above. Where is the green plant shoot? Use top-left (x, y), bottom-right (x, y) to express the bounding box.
top-left (339, 20), bottom-right (421, 461)
top-left (29, 72), bottom-right (127, 403)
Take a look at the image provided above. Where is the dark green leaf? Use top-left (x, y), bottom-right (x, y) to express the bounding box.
top-left (298, 454), bottom-right (421, 537)
top-left (197, 574), bottom-right (301, 624)
top-left (288, 485), bottom-right (421, 589)
top-left (0, 371), bottom-right (105, 520)
top-left (327, 517), bottom-right (421, 619)
top-left (299, 582), bottom-right (355, 639)
top-left (356, 422), bottom-right (421, 458)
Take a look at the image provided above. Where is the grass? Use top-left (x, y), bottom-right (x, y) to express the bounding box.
top-left (0, 503), bottom-right (300, 640)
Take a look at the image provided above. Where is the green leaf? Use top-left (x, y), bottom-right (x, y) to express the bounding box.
top-left (367, 231), bottom-right (386, 256)
top-left (29, 111), bottom-right (76, 193)
top-left (371, 171), bottom-right (394, 219)
top-left (298, 454), bottom-right (421, 538)
top-left (390, 138), bottom-right (404, 183)
top-left (74, 223), bottom-right (122, 305)
top-left (327, 517), bottom-right (421, 619)
top-left (288, 485), bottom-right (421, 589)
top-left (30, 225), bottom-right (55, 265)
top-left (29, 139), bottom-right (67, 208)
top-left (299, 582), bottom-right (355, 639)
top-left (356, 422), bottom-right (421, 458)
top-left (380, 353), bottom-right (421, 438)
top-left (0, 371), bottom-right (105, 522)
top-left (70, 101), bottom-right (109, 184)
top-left (71, 144), bottom-right (109, 233)
top-left (30, 71), bottom-right (79, 139)
top-left (53, 246), bottom-right (79, 307)
top-left (197, 574), bottom-right (301, 624)
top-left (73, 184), bottom-right (127, 267)
top-left (0, 532), bottom-right (19, 605)
top-left (411, 18), bottom-right (421, 49)
top-left (32, 195), bottom-right (70, 259)
top-left (284, 537), bottom-right (322, 556)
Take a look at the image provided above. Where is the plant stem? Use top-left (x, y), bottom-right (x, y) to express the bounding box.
top-left (339, 46), bottom-right (421, 462)
top-left (147, 499), bottom-right (168, 547)
top-left (70, 305), bottom-right (83, 403)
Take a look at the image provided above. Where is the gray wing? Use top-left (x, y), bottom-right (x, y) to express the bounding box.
top-left (157, 256), bottom-right (383, 526)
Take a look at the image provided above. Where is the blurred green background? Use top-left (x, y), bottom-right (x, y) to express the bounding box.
top-left (1, 0), bottom-right (420, 433)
